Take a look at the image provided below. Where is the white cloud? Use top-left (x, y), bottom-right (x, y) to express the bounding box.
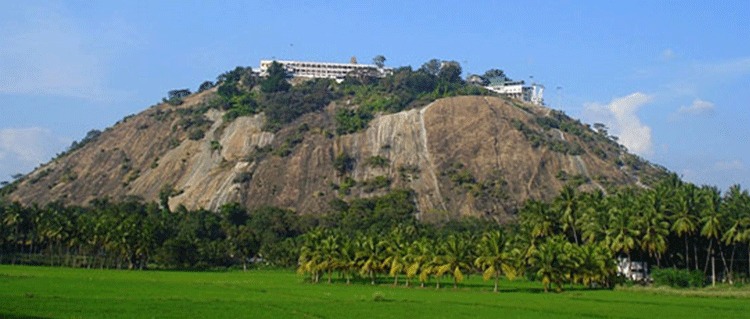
top-left (670, 99), bottom-right (716, 120)
top-left (678, 99), bottom-right (715, 115)
top-left (583, 93), bottom-right (654, 156)
top-left (0, 127), bottom-right (68, 180)
top-left (0, 3), bottom-right (121, 100)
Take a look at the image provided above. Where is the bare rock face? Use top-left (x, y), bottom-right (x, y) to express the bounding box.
top-left (7, 93), bottom-right (659, 222)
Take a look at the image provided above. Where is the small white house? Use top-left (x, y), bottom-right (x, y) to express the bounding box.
top-left (617, 257), bottom-right (650, 281)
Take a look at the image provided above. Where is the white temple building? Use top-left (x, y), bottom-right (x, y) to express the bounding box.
top-left (259, 60), bottom-right (392, 82)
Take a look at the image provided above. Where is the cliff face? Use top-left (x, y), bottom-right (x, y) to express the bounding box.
top-left (6, 92), bottom-right (658, 222)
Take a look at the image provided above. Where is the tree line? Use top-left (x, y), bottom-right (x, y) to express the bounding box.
top-left (0, 199), bottom-right (304, 271)
top-left (2, 174), bottom-right (749, 291)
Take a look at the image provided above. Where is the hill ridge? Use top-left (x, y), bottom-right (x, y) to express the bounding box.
top-left (3, 82), bottom-right (666, 221)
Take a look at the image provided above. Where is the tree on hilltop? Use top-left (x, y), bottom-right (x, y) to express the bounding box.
top-left (438, 61), bottom-right (463, 84)
top-left (483, 69), bottom-right (509, 81)
top-left (168, 89), bottom-right (191, 100)
top-left (373, 55), bottom-right (386, 68)
top-left (260, 61), bottom-right (291, 93)
top-left (420, 59), bottom-right (442, 76)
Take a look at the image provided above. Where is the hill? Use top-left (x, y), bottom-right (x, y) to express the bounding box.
top-left (2, 66), bottom-right (666, 222)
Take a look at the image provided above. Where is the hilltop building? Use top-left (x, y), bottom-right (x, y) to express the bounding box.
top-left (484, 77), bottom-right (544, 106)
top-left (259, 59), bottom-right (392, 82)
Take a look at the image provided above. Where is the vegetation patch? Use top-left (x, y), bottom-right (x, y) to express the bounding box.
top-left (398, 164), bottom-right (420, 181)
top-left (651, 268), bottom-right (705, 288)
top-left (233, 172), bottom-right (253, 184)
top-left (360, 176), bottom-right (391, 193)
top-left (365, 155), bottom-right (390, 168)
top-left (334, 152), bottom-right (355, 175)
top-left (273, 124), bottom-right (309, 157)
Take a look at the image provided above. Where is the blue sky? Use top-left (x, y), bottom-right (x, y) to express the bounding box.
top-left (1, 1), bottom-right (749, 191)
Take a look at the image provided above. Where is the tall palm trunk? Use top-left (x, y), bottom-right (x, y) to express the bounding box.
top-left (571, 224), bottom-right (579, 245)
top-left (728, 245), bottom-right (736, 284)
top-left (684, 235), bottom-right (690, 270)
top-left (694, 243), bottom-right (699, 270)
top-left (704, 239), bottom-right (713, 273)
top-left (719, 247), bottom-right (729, 283)
top-left (493, 272), bottom-right (500, 293)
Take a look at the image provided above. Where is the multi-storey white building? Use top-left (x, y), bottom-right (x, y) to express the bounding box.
top-left (259, 60), bottom-right (392, 82)
top-left (485, 78), bottom-right (544, 106)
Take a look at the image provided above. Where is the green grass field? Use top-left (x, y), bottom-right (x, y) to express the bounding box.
top-left (1, 265), bottom-right (748, 319)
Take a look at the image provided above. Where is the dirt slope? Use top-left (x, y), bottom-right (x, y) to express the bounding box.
top-left (6, 93), bottom-right (662, 222)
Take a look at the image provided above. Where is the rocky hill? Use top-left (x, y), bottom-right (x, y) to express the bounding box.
top-left (3, 78), bottom-right (666, 222)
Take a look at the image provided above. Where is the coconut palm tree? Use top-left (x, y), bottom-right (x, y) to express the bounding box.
top-left (720, 185), bottom-right (750, 281)
top-left (578, 190), bottom-right (609, 245)
top-left (1, 202), bottom-right (24, 264)
top-left (337, 236), bottom-right (359, 285)
top-left (297, 229), bottom-right (324, 283)
top-left (320, 232), bottom-right (341, 283)
top-left (577, 242), bottom-right (616, 288)
top-left (520, 200), bottom-right (558, 239)
top-left (671, 184), bottom-right (699, 270)
top-left (699, 186), bottom-right (723, 282)
top-left (434, 234), bottom-right (473, 289)
top-left (382, 228), bottom-right (408, 285)
top-left (357, 234), bottom-right (386, 285)
top-left (406, 237), bottom-right (434, 288)
top-left (529, 236), bottom-right (576, 292)
top-left (638, 191), bottom-right (670, 267)
top-left (607, 205), bottom-right (639, 266)
top-left (474, 230), bottom-right (511, 292)
top-left (555, 185), bottom-right (580, 244)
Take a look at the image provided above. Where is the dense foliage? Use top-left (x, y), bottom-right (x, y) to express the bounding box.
top-left (206, 64), bottom-right (336, 131)
top-left (333, 61), bottom-right (487, 135)
top-left (651, 267), bottom-right (705, 288)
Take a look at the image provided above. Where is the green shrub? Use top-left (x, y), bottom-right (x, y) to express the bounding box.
top-left (372, 291), bottom-right (387, 302)
top-left (339, 177), bottom-right (356, 195)
top-left (188, 128), bottom-right (205, 141)
top-left (273, 124), bottom-right (308, 157)
top-left (535, 116), bottom-right (560, 130)
top-left (334, 152), bottom-right (355, 175)
top-left (335, 108), bottom-right (373, 135)
top-left (361, 176), bottom-right (391, 193)
top-left (444, 163), bottom-right (475, 188)
top-left (233, 172), bottom-right (253, 184)
top-left (398, 164), bottom-right (420, 181)
top-left (365, 155), bottom-right (390, 168)
top-left (210, 140), bottom-right (222, 152)
top-left (651, 268), bottom-right (704, 288)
